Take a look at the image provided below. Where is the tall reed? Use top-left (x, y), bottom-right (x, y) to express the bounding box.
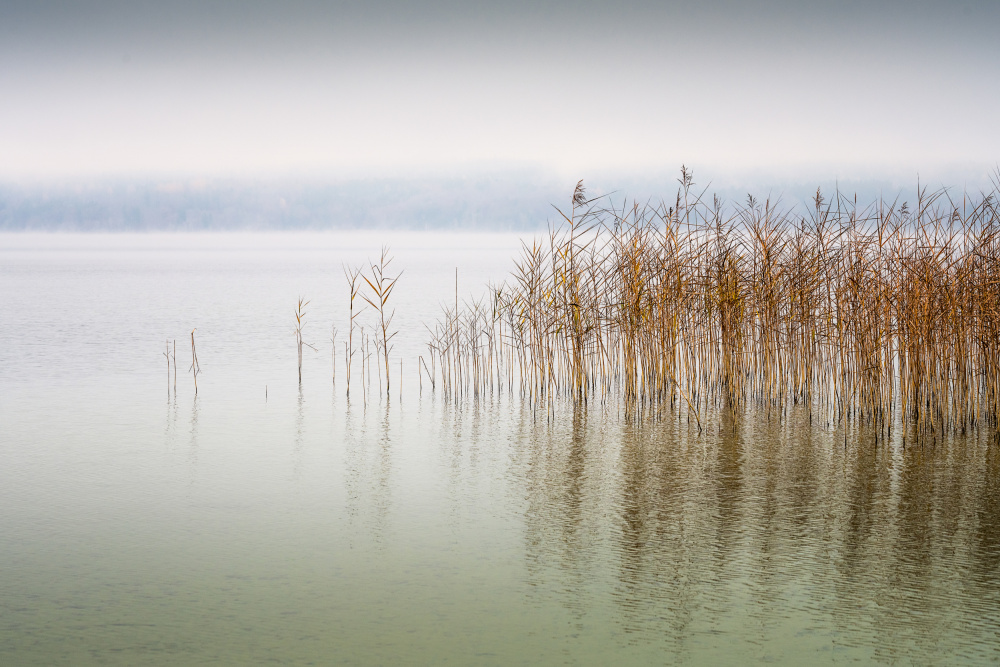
top-left (189, 329), bottom-right (200, 394)
top-left (163, 340), bottom-right (172, 396)
top-left (362, 246), bottom-right (401, 396)
top-left (344, 264), bottom-right (364, 397)
top-left (294, 298), bottom-right (316, 384)
top-left (428, 169), bottom-right (1000, 437)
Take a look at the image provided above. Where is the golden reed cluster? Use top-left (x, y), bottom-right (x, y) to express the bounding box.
top-left (427, 168), bottom-right (1000, 436)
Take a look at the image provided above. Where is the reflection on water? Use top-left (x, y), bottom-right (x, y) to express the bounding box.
top-left (495, 402), bottom-right (1000, 663)
top-left (187, 394), bottom-right (199, 482)
top-left (4, 386), bottom-right (1000, 664)
top-left (342, 398), bottom-right (395, 548)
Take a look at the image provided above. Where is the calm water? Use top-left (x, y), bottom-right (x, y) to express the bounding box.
top-left (1, 233), bottom-right (999, 665)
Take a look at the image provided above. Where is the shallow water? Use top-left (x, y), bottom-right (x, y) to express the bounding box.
top-left (1, 233), bottom-right (999, 665)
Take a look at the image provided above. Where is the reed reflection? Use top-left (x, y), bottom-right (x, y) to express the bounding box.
top-left (187, 393), bottom-right (199, 479)
top-left (340, 397), bottom-right (396, 546)
top-left (509, 402), bottom-right (1000, 659)
top-left (373, 400), bottom-right (393, 544)
top-left (615, 418), bottom-right (702, 644)
top-left (711, 408), bottom-right (746, 584)
top-left (519, 404), bottom-right (606, 619)
top-left (850, 433), bottom-right (1000, 662)
top-left (342, 396), bottom-right (364, 527)
top-left (292, 384), bottom-right (305, 479)
top-left (973, 442), bottom-right (1000, 586)
top-left (164, 388), bottom-right (179, 446)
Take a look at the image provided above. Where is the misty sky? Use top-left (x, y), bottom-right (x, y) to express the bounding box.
top-left (1, 0), bottom-right (998, 180)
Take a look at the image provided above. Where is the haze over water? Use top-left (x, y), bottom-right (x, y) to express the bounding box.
top-left (3, 0), bottom-right (1000, 663)
top-left (1, 234), bottom-right (998, 665)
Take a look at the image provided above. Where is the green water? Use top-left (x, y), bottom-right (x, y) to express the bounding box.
top-left (3, 391), bottom-right (998, 665)
top-left (2, 233), bottom-right (998, 664)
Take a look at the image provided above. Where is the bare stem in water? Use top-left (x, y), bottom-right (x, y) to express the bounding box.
top-left (362, 246), bottom-right (401, 397)
top-left (189, 329), bottom-right (200, 395)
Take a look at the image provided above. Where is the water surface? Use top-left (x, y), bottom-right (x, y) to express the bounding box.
top-left (1, 233), bottom-right (998, 665)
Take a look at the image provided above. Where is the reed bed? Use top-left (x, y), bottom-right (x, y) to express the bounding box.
top-left (427, 171), bottom-right (1000, 436)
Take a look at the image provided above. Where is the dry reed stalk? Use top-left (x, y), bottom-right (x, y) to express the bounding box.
top-left (163, 340), bottom-right (171, 395)
top-left (362, 247), bottom-right (401, 396)
top-left (344, 264), bottom-right (364, 396)
top-left (294, 298), bottom-right (316, 384)
top-left (189, 329), bottom-right (200, 394)
top-left (425, 170), bottom-right (1000, 437)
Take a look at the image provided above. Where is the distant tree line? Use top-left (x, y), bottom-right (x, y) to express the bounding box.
top-left (0, 175), bottom-right (561, 231)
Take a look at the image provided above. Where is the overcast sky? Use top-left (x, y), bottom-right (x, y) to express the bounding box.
top-left (1, 0), bottom-right (998, 181)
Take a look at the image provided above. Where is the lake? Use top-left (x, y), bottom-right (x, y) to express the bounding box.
top-left (1, 232), bottom-right (999, 665)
